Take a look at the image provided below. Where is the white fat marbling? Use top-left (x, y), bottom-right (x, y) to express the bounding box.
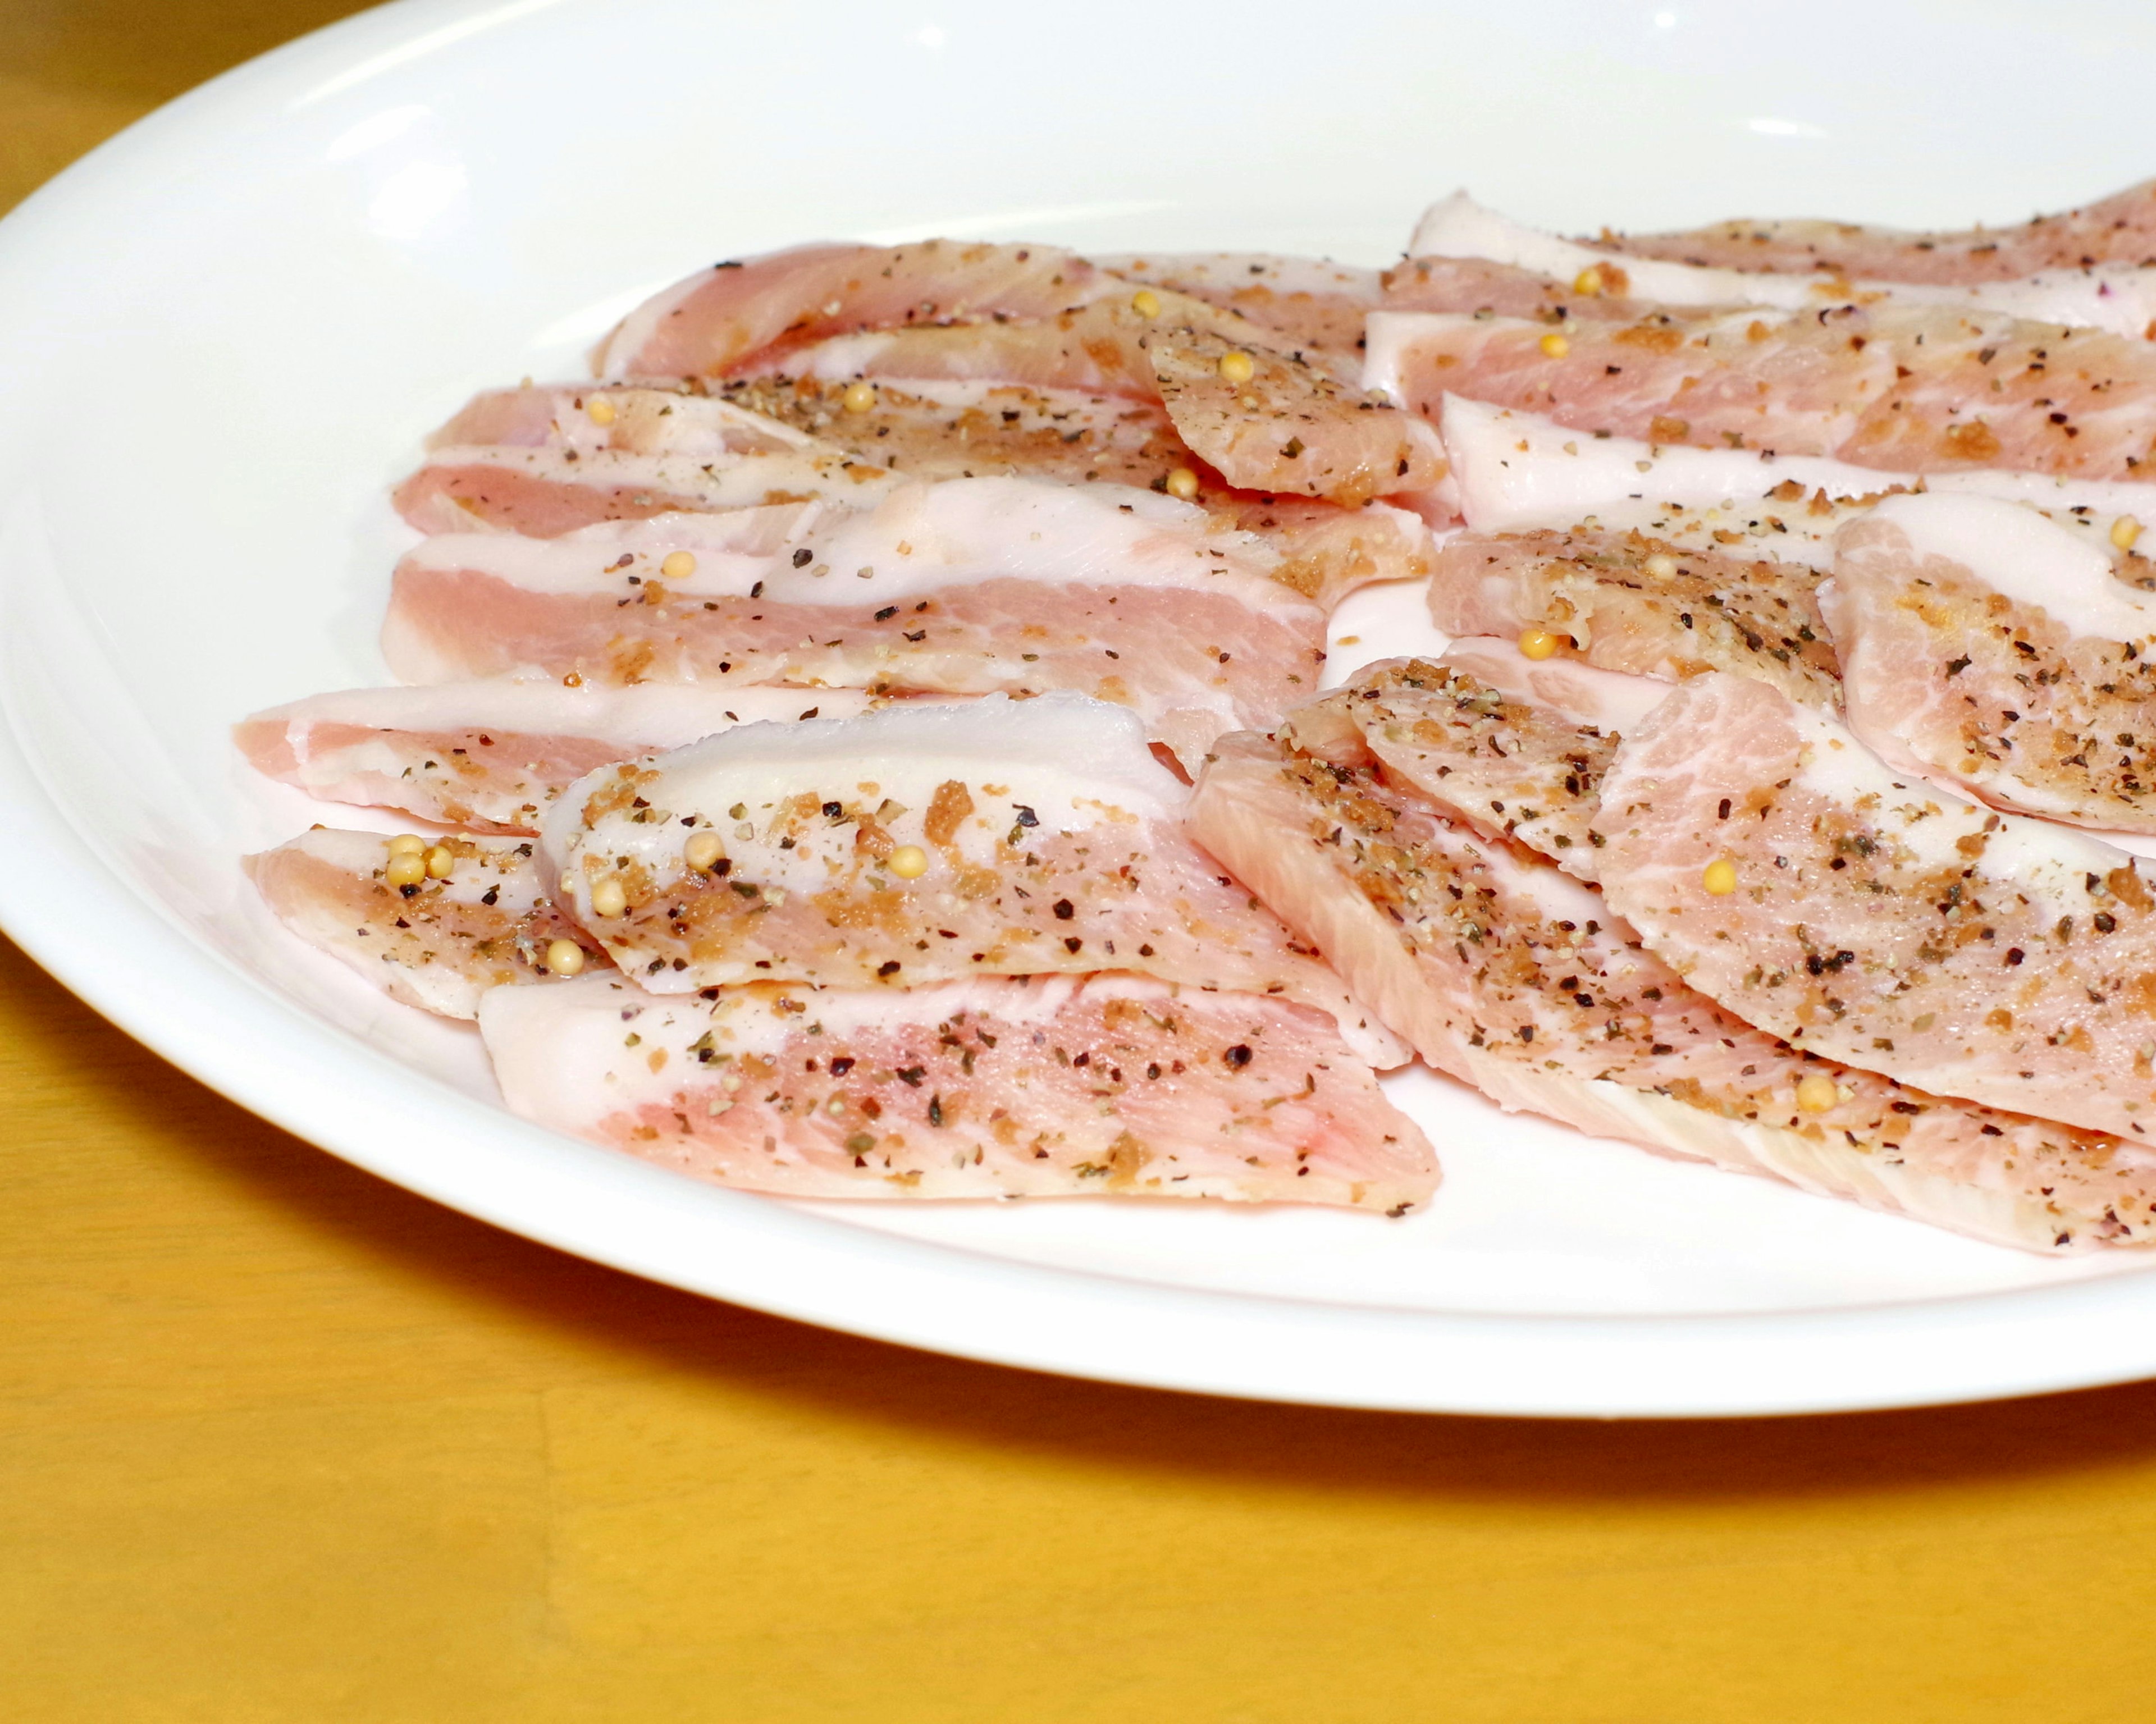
top-left (248, 680), bottom-right (874, 746)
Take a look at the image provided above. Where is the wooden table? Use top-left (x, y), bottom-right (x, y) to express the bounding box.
top-left (8, 7), bottom-right (2156, 1717)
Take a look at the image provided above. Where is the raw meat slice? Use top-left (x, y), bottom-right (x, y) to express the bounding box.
top-left (1406, 191), bottom-right (2156, 337)
top-left (409, 377), bottom-right (1432, 606)
top-left (596, 240), bottom-right (1121, 379)
top-left (1188, 727), bottom-right (2156, 1251)
top-left (1095, 251), bottom-right (1381, 355)
top-left (235, 682), bottom-right (873, 834)
top-left (1370, 302), bottom-right (2156, 483)
top-left (1824, 492), bottom-right (2156, 830)
top-left (479, 971), bottom-right (1436, 1210)
top-left (1429, 395), bottom-right (1910, 533)
top-left (395, 382), bottom-right (902, 534)
top-left (1428, 519), bottom-right (1843, 706)
top-left (1593, 671), bottom-right (2156, 1140)
top-left (1145, 323), bottom-right (1448, 507)
top-left (245, 828), bottom-right (606, 1018)
top-left (379, 483), bottom-right (1327, 768)
top-left (1290, 645), bottom-right (1660, 867)
top-left (537, 693), bottom-right (1406, 1067)
top-left (1598, 178), bottom-right (2156, 285)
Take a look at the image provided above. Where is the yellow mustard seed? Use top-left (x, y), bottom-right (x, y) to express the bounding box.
top-left (385, 834), bottom-right (427, 857)
top-left (2114, 514), bottom-right (2143, 551)
top-left (841, 379), bottom-right (876, 414)
top-left (1702, 858), bottom-right (1739, 896)
top-left (384, 852), bottom-right (427, 889)
top-left (1217, 349), bottom-right (1255, 385)
top-left (424, 844), bottom-right (456, 880)
top-left (684, 830), bottom-right (726, 872)
top-left (1795, 1072), bottom-right (1840, 1113)
top-left (590, 876), bottom-right (629, 917)
top-left (585, 397), bottom-right (616, 426)
top-left (1516, 628), bottom-right (1561, 661)
top-left (660, 550), bottom-right (697, 580)
top-left (545, 938), bottom-right (587, 977)
top-left (1572, 266), bottom-right (1605, 296)
top-left (1164, 466), bottom-right (1200, 501)
top-left (888, 844), bottom-right (930, 879)
top-left (1643, 552), bottom-right (1679, 579)
top-left (1539, 331), bottom-right (1570, 359)
top-left (1130, 289), bottom-right (1161, 318)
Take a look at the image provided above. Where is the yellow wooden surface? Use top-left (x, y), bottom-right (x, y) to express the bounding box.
top-left (11, 7), bottom-right (2156, 1718)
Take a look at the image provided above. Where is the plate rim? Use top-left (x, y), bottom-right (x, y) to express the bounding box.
top-left (7, 0), bottom-right (2156, 1420)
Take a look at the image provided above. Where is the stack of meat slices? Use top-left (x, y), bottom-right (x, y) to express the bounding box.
top-left (240, 236), bottom-right (1448, 1213)
top-left (1164, 178), bottom-right (2156, 1252)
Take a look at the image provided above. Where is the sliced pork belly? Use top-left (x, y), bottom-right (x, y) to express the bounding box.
top-left (380, 483), bottom-right (1326, 767)
top-left (479, 972), bottom-right (1435, 1210)
top-left (1372, 301), bottom-right (2156, 482)
top-left (396, 381), bottom-right (903, 536)
top-left (1095, 252), bottom-right (1381, 355)
top-left (1824, 493), bottom-right (2156, 830)
top-left (245, 828), bottom-right (606, 1018)
top-left (1593, 671), bottom-right (2156, 1140)
top-left (1145, 323), bottom-right (1447, 507)
top-left (1598, 177), bottom-right (2156, 285)
top-left (1405, 192), bottom-right (2156, 338)
top-left (235, 682), bottom-right (872, 834)
top-left (1429, 520), bottom-right (1843, 706)
top-left (1190, 726), bottom-right (2156, 1250)
top-left (537, 693), bottom-right (1405, 1067)
top-left (596, 240), bottom-right (1123, 380)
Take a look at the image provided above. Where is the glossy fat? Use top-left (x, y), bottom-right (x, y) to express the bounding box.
top-left (479, 971), bottom-right (1435, 1210)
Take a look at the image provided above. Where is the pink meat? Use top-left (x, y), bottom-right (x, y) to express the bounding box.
top-left (1427, 516), bottom-right (1843, 707)
top-left (245, 828), bottom-right (607, 1019)
top-left (1823, 495), bottom-right (2156, 831)
top-left (1187, 726), bottom-right (2156, 1251)
top-left (1097, 251), bottom-right (1382, 356)
top-left (1593, 671), bottom-right (2156, 1141)
top-left (1379, 299), bottom-right (2156, 482)
top-left (1382, 254), bottom-right (1679, 323)
top-left (1598, 178), bottom-right (2156, 285)
top-left (1146, 323), bottom-right (1447, 507)
top-left (235, 682), bottom-right (871, 833)
top-left (537, 694), bottom-right (1406, 1068)
top-left (479, 972), bottom-right (1436, 1211)
top-left (596, 240), bottom-right (1119, 379)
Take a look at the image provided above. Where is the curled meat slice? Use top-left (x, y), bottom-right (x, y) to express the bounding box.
top-left (1146, 323), bottom-right (1446, 507)
top-left (1824, 493), bottom-right (2156, 830)
top-left (380, 482), bottom-right (1326, 769)
top-left (1372, 302), bottom-right (2156, 483)
top-left (1189, 727), bottom-right (2156, 1252)
top-left (1594, 672), bottom-right (2156, 1141)
top-left (597, 240), bottom-right (1118, 379)
top-left (245, 829), bottom-right (606, 1018)
top-left (479, 972), bottom-right (1436, 1211)
top-left (538, 693), bottom-right (1406, 1067)
top-left (1596, 178), bottom-right (2156, 285)
top-left (235, 682), bottom-right (873, 834)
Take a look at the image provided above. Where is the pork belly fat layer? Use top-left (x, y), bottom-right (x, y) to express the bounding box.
top-left (481, 972), bottom-right (1436, 1210)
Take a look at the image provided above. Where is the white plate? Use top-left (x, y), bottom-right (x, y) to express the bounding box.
top-left (6, 0), bottom-right (2156, 1418)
